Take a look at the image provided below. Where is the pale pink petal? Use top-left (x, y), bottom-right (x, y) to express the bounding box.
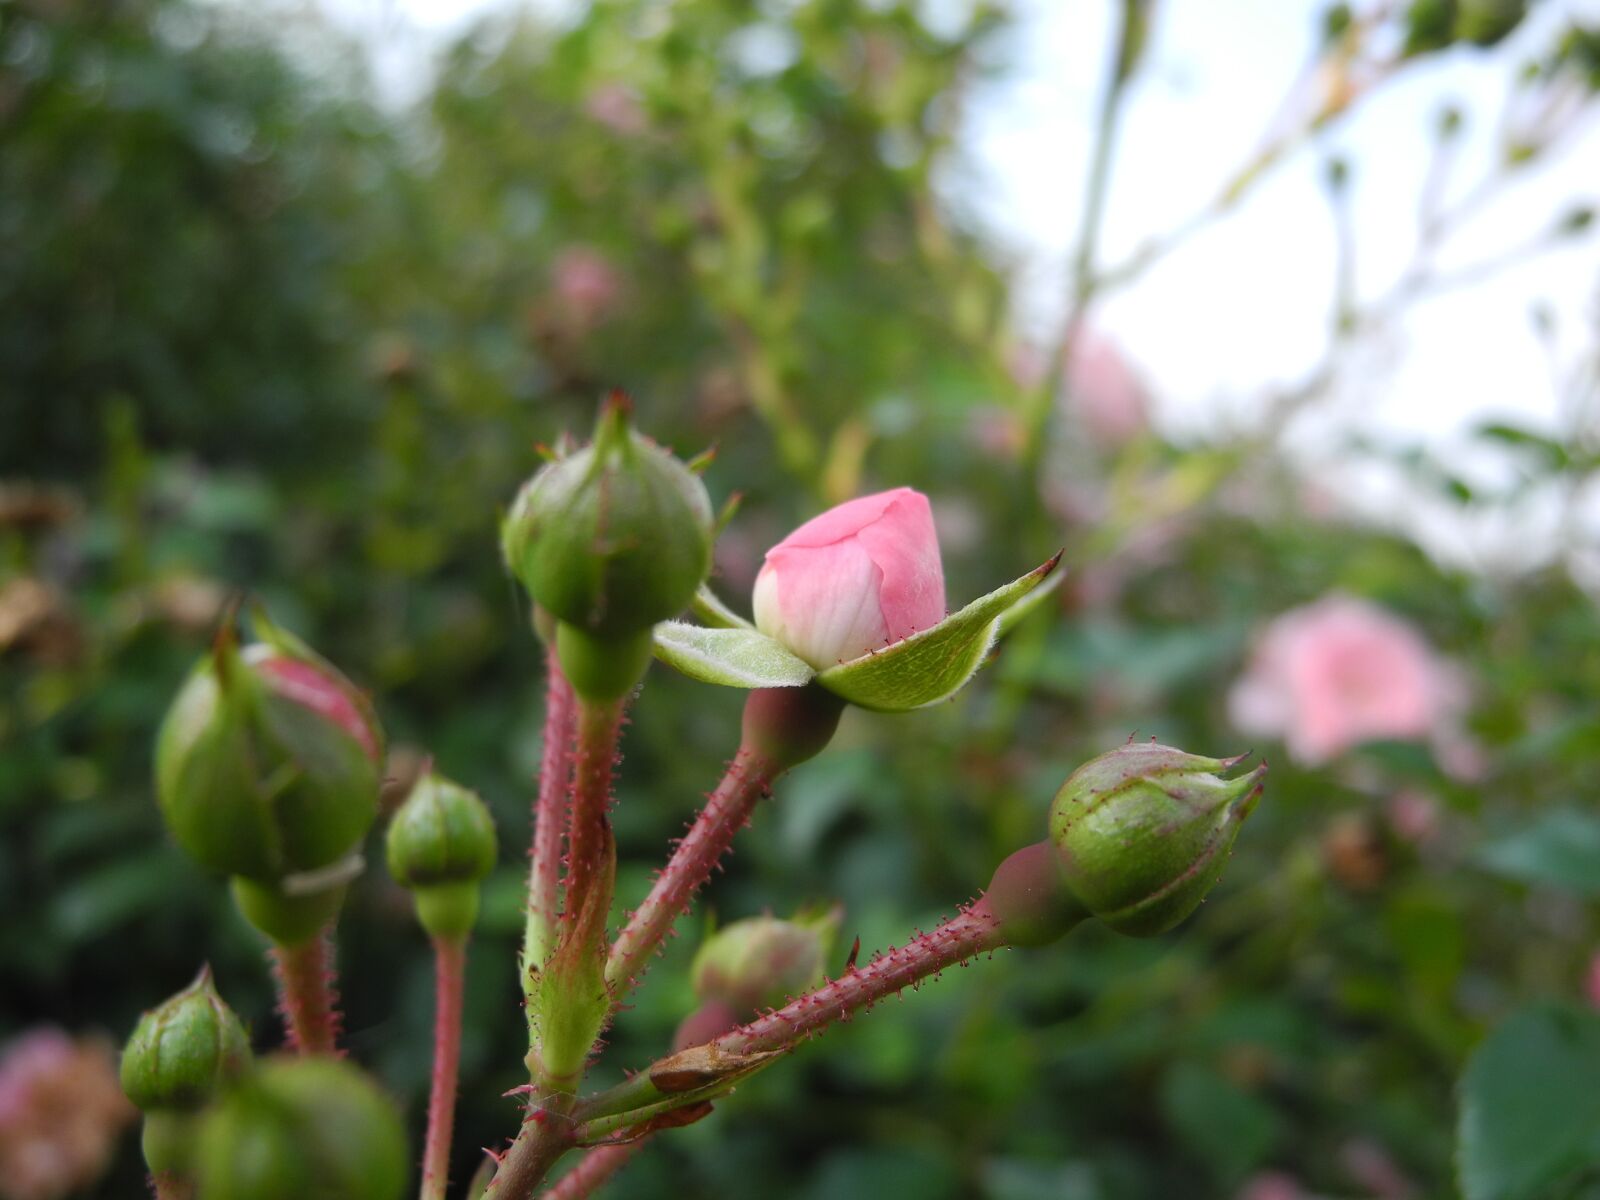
top-left (755, 542), bottom-right (889, 668)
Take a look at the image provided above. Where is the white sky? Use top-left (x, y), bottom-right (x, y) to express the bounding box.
top-left (307, 0), bottom-right (1600, 460)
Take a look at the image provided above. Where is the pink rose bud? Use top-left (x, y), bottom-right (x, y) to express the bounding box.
top-left (752, 487), bottom-right (945, 668)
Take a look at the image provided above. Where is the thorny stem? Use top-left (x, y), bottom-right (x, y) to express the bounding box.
top-left (486, 1094), bottom-right (577, 1200)
top-left (564, 699), bottom-right (624, 943)
top-left (541, 1144), bottom-right (640, 1200)
top-left (270, 929), bottom-right (341, 1055)
top-left (605, 747), bottom-right (779, 999)
top-left (577, 902), bottom-right (1010, 1133)
top-left (720, 901), bottom-right (1005, 1054)
top-left (523, 654), bottom-right (576, 1004)
top-left (421, 935), bottom-right (467, 1200)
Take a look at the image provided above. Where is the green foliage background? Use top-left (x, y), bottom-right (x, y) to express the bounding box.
top-left (3, 1), bottom-right (1599, 1197)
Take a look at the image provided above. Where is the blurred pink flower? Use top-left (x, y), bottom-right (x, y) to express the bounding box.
top-left (583, 84), bottom-right (647, 135)
top-left (1586, 952), bottom-right (1600, 1010)
top-left (1236, 1171), bottom-right (1305, 1200)
top-left (1338, 1137), bottom-right (1415, 1200)
top-left (550, 247), bottom-right (623, 327)
top-left (1385, 790), bottom-right (1443, 847)
top-left (1064, 333), bottom-right (1150, 447)
top-left (1229, 595), bottom-right (1465, 767)
top-left (968, 406), bottom-right (1026, 462)
top-left (753, 487), bottom-right (945, 668)
top-left (0, 1027), bottom-right (133, 1200)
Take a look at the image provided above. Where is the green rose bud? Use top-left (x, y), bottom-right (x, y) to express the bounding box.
top-left (155, 611), bottom-right (383, 883)
top-left (121, 965), bottom-right (251, 1113)
top-left (691, 907), bottom-right (841, 1013)
top-left (196, 1057), bottom-right (407, 1200)
top-left (502, 394), bottom-right (713, 698)
top-left (385, 771), bottom-right (498, 939)
top-left (1049, 743), bottom-right (1266, 937)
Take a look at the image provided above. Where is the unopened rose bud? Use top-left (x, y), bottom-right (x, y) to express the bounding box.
top-left (385, 771), bottom-right (498, 938)
top-left (121, 966), bottom-right (251, 1114)
top-left (752, 487), bottom-right (945, 669)
top-left (155, 611), bottom-right (383, 883)
top-left (502, 395), bottom-right (713, 698)
top-left (196, 1057), bottom-right (406, 1200)
top-left (1050, 743), bottom-right (1266, 936)
top-left (691, 908), bottom-right (841, 1014)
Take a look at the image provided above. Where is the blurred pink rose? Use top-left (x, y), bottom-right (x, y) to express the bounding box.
top-left (753, 487), bottom-right (945, 667)
top-left (583, 84), bottom-right (647, 136)
top-left (1065, 333), bottom-right (1150, 447)
top-left (1338, 1137), bottom-right (1415, 1200)
top-left (550, 247), bottom-right (623, 327)
top-left (0, 1027), bottom-right (133, 1200)
top-left (1229, 595), bottom-right (1460, 767)
top-left (1236, 1171), bottom-right (1304, 1200)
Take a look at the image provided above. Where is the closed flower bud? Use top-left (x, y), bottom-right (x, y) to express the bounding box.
top-left (691, 908), bottom-right (841, 1013)
top-left (196, 1057), bottom-right (406, 1200)
top-left (1049, 743), bottom-right (1266, 937)
top-left (752, 487), bottom-right (945, 669)
top-left (501, 395), bottom-right (713, 640)
top-left (120, 966), bottom-right (251, 1113)
top-left (385, 771), bottom-right (498, 938)
top-left (155, 612), bottom-right (383, 883)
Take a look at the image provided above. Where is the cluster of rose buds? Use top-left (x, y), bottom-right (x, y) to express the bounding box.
top-left (127, 398), bottom-right (1266, 1200)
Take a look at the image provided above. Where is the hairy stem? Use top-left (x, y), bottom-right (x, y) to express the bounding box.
top-left (565, 699), bottom-right (624, 930)
top-left (719, 901), bottom-right (1004, 1053)
top-left (486, 1095), bottom-right (577, 1199)
top-left (578, 902), bottom-right (1009, 1133)
top-left (269, 929), bottom-right (341, 1055)
top-left (542, 1144), bottom-right (639, 1200)
top-left (421, 935), bottom-right (467, 1200)
top-left (524, 654), bottom-right (576, 1001)
top-left (605, 748), bottom-right (778, 999)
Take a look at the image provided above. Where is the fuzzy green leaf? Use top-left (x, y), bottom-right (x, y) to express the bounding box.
top-left (690, 584), bottom-right (754, 631)
top-left (653, 621), bottom-right (815, 688)
top-left (816, 553), bottom-right (1062, 712)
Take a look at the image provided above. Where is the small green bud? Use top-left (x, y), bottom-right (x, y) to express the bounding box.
top-left (501, 394), bottom-right (714, 640)
top-left (386, 770), bottom-right (497, 938)
top-left (1049, 743), bottom-right (1266, 937)
top-left (691, 906), bottom-right (841, 1013)
top-left (196, 1057), bottom-right (407, 1200)
top-left (141, 1112), bottom-right (195, 1177)
top-left (386, 773), bottom-right (497, 888)
top-left (155, 611), bottom-right (383, 883)
top-left (121, 965), bottom-right (252, 1113)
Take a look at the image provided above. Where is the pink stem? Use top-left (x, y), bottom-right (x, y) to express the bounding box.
top-left (541, 1144), bottom-right (640, 1200)
top-left (564, 699), bottom-right (624, 930)
top-left (421, 935), bottom-right (468, 1200)
top-left (270, 929), bottom-right (341, 1055)
top-left (718, 901), bottom-right (1005, 1055)
top-left (605, 747), bottom-right (777, 997)
top-left (525, 654), bottom-right (576, 976)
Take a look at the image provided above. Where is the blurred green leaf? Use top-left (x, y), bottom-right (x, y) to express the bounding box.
top-left (1477, 810), bottom-right (1600, 896)
top-left (1458, 1005), bottom-right (1600, 1200)
top-left (1159, 1061), bottom-right (1281, 1186)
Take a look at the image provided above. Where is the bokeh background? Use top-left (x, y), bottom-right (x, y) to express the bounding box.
top-left (3, 1), bottom-right (1600, 1197)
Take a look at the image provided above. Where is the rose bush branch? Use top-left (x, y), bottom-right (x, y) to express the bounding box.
top-left (386, 771), bottom-right (498, 1200)
top-left (523, 649), bottom-right (575, 995)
